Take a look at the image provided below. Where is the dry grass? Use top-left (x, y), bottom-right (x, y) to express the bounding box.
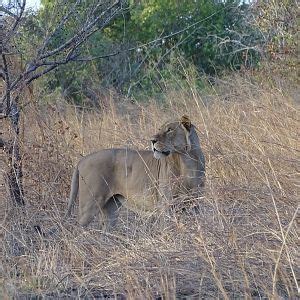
top-left (0, 75), bottom-right (299, 298)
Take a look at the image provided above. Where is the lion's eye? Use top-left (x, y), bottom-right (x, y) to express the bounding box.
top-left (166, 128), bottom-right (172, 133)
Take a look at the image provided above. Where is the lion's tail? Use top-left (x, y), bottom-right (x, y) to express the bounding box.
top-left (65, 166), bottom-right (79, 219)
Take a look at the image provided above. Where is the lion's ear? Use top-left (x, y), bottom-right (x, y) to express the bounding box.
top-left (180, 115), bottom-right (191, 131)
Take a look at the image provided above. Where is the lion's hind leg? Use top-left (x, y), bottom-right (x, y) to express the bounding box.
top-left (78, 198), bottom-right (100, 227)
top-left (78, 193), bottom-right (108, 227)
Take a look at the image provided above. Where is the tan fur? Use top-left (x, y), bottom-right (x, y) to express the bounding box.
top-left (65, 116), bottom-right (205, 228)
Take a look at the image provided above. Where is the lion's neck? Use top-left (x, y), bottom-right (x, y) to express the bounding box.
top-left (168, 151), bottom-right (197, 174)
top-left (166, 148), bottom-right (205, 189)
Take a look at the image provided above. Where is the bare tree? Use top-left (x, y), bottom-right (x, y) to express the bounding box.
top-left (0, 0), bottom-right (125, 206)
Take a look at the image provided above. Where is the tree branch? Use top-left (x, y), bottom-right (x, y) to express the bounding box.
top-left (1, 1), bottom-right (26, 46)
top-left (38, 0), bottom-right (81, 55)
top-left (2, 53), bottom-right (11, 116)
top-left (40, 0), bottom-right (121, 60)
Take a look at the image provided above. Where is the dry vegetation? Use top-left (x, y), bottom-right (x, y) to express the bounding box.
top-left (0, 75), bottom-right (299, 298)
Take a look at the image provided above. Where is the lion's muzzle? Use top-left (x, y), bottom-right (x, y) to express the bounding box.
top-left (151, 138), bottom-right (170, 159)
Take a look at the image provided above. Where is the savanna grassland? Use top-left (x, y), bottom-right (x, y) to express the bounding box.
top-left (1, 73), bottom-right (299, 298)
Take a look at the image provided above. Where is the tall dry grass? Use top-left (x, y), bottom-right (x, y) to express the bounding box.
top-left (0, 75), bottom-right (299, 298)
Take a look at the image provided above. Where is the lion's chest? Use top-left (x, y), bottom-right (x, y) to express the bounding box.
top-left (117, 175), bottom-right (162, 211)
top-left (115, 167), bottom-right (171, 211)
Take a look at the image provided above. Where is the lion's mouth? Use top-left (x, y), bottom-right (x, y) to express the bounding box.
top-left (153, 148), bottom-right (170, 156)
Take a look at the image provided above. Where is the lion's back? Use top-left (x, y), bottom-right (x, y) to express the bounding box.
top-left (77, 148), bottom-right (154, 181)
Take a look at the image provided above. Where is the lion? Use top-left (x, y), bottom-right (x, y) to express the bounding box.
top-left (65, 115), bottom-right (205, 229)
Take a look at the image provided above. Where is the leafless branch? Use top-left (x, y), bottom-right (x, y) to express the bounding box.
top-left (0, 0), bottom-right (125, 106)
top-left (9, 0), bottom-right (26, 35)
top-left (1, 1), bottom-right (26, 46)
top-left (39, 0), bottom-right (82, 55)
top-left (25, 52), bottom-right (80, 84)
top-left (40, 0), bottom-right (121, 60)
top-left (0, 5), bottom-right (18, 18)
top-left (1, 53), bottom-right (11, 115)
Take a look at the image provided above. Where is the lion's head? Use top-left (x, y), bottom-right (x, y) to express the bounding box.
top-left (151, 115), bottom-right (194, 159)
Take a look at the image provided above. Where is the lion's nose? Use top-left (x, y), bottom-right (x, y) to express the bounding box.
top-left (151, 138), bottom-right (157, 145)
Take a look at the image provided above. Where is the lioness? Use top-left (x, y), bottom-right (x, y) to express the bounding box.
top-left (66, 115), bottom-right (205, 228)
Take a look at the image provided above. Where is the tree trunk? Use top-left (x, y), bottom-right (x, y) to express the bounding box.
top-left (1, 5), bottom-right (25, 206)
top-left (6, 136), bottom-right (24, 206)
top-left (1, 104), bottom-right (24, 206)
